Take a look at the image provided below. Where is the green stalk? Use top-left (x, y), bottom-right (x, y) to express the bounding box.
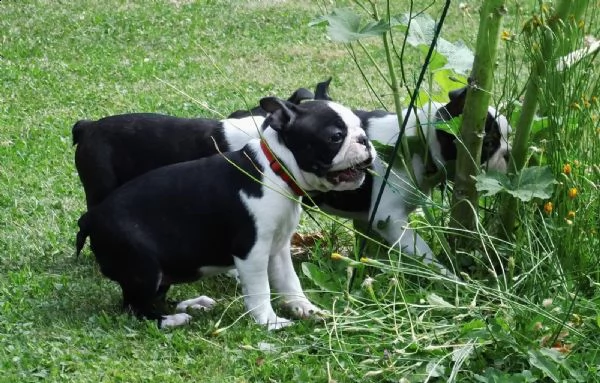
top-left (497, 1), bottom-right (587, 240)
top-left (352, 0), bottom-right (404, 283)
top-left (449, 0), bottom-right (506, 259)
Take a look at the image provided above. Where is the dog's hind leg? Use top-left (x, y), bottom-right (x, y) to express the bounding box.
top-left (112, 258), bottom-right (191, 328)
top-left (120, 279), bottom-right (192, 328)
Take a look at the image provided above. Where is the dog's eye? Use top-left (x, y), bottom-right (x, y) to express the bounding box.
top-left (330, 132), bottom-right (344, 144)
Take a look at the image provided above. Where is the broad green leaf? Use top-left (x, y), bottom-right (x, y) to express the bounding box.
top-left (433, 115), bottom-right (462, 136)
top-left (301, 262), bottom-right (341, 292)
top-left (312, 8), bottom-right (391, 43)
top-left (433, 69), bottom-right (467, 99)
top-left (371, 140), bottom-right (394, 161)
top-left (510, 166), bottom-right (557, 201)
top-left (475, 166), bottom-right (556, 201)
top-left (528, 349), bottom-right (561, 382)
top-left (475, 171), bottom-right (512, 197)
top-left (538, 348), bottom-right (585, 382)
top-left (399, 13), bottom-right (474, 74)
top-left (427, 50), bottom-right (448, 71)
top-left (308, 15), bottom-right (328, 27)
top-left (461, 319), bottom-right (486, 334)
top-left (405, 89), bottom-right (434, 108)
top-left (474, 368), bottom-right (536, 382)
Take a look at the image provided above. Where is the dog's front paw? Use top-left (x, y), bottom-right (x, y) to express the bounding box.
top-left (176, 295), bottom-right (216, 312)
top-left (265, 316), bottom-right (293, 331)
top-left (284, 299), bottom-right (323, 319)
top-left (160, 313), bottom-right (192, 328)
top-left (254, 311), bottom-right (293, 330)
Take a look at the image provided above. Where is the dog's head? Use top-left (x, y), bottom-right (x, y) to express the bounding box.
top-left (435, 86), bottom-right (511, 173)
top-left (260, 97), bottom-right (376, 192)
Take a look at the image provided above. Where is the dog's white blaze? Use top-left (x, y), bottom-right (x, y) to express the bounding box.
top-left (327, 101), bottom-right (375, 175)
top-left (222, 116), bottom-right (264, 151)
top-left (485, 106), bottom-right (511, 173)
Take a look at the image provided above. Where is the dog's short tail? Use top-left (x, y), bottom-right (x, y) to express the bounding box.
top-left (75, 212), bottom-right (90, 257)
top-left (72, 120), bottom-right (92, 146)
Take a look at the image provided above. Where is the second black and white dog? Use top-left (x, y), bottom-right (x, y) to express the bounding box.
top-left (76, 98), bottom-right (375, 329)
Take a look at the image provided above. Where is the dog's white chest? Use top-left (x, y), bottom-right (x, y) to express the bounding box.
top-left (240, 187), bottom-right (301, 249)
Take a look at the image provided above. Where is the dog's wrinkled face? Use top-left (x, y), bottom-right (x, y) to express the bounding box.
top-left (260, 98), bottom-right (376, 192)
top-left (436, 87), bottom-right (511, 173)
top-left (482, 106), bottom-right (511, 173)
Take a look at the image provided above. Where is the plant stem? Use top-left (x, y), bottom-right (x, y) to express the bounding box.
top-left (497, 1), bottom-right (587, 241)
top-left (449, 0), bottom-right (506, 264)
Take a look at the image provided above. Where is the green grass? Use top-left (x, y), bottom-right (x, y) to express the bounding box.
top-left (1, 0), bottom-right (600, 382)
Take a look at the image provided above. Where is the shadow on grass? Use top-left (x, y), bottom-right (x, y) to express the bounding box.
top-left (2, 249), bottom-right (243, 332)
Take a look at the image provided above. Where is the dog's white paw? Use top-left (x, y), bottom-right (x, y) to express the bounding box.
top-left (265, 316), bottom-right (293, 331)
top-left (176, 295), bottom-right (216, 312)
top-left (254, 310), bottom-right (293, 331)
top-left (160, 313), bottom-right (192, 328)
top-left (285, 299), bottom-right (323, 319)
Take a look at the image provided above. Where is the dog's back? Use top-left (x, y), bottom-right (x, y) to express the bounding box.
top-left (72, 113), bottom-right (228, 208)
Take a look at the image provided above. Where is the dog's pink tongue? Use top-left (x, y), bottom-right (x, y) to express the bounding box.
top-left (328, 168), bottom-right (360, 184)
top-left (338, 169), bottom-right (357, 182)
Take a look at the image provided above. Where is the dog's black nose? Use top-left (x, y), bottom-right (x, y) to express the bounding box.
top-left (503, 151), bottom-right (510, 163)
top-left (357, 134), bottom-right (368, 147)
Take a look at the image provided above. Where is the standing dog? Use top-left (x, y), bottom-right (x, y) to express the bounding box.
top-left (76, 98), bottom-right (375, 329)
top-left (232, 85), bottom-right (511, 271)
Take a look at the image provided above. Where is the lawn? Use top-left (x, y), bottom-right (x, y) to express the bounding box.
top-left (1, 0), bottom-right (599, 382)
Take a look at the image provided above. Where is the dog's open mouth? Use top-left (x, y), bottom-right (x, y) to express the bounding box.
top-left (326, 159), bottom-right (371, 184)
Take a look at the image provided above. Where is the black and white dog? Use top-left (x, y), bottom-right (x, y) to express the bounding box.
top-left (232, 86), bottom-right (511, 272)
top-left (73, 82), bottom-right (510, 274)
top-left (319, 88), bottom-right (510, 269)
top-left (76, 98), bottom-right (375, 329)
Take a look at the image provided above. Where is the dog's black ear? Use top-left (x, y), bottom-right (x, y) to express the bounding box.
top-left (314, 77), bottom-right (333, 101)
top-left (260, 97), bottom-right (297, 132)
top-left (287, 88), bottom-right (314, 105)
top-left (448, 86), bottom-right (467, 102)
top-left (438, 86), bottom-right (468, 120)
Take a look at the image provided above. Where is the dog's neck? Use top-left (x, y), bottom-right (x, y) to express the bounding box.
top-left (259, 140), bottom-right (306, 197)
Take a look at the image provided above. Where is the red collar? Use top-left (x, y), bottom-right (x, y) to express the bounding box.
top-left (260, 140), bottom-right (306, 197)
